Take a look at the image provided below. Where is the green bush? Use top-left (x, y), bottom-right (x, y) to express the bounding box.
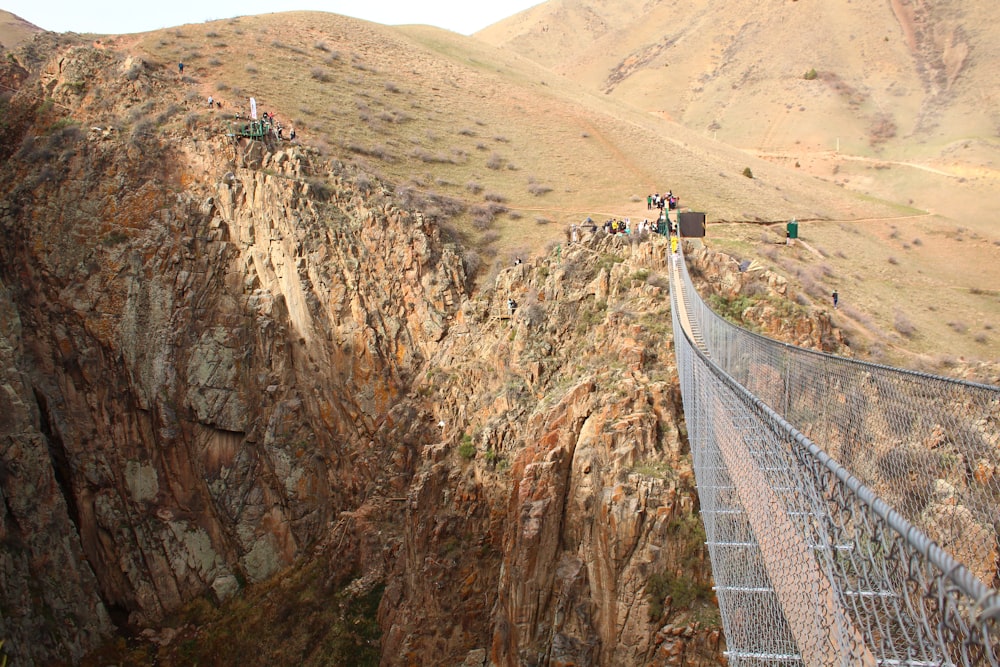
top-left (458, 434), bottom-right (475, 459)
top-left (804, 68), bottom-right (818, 80)
top-left (742, 167), bottom-right (754, 179)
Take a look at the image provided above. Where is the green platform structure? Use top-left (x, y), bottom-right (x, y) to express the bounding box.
top-left (226, 119), bottom-right (272, 140)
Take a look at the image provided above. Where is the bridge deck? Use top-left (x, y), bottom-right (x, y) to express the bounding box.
top-left (670, 245), bottom-right (875, 666)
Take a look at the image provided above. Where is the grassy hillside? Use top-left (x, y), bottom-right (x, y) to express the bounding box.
top-left (9, 6), bottom-right (998, 373)
top-left (479, 0), bottom-right (1000, 159)
top-left (0, 9), bottom-right (41, 50)
top-left (478, 0), bottom-right (1000, 375)
top-left (123, 13), bottom-right (904, 248)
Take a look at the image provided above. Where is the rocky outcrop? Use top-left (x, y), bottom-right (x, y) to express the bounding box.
top-left (0, 41), bottom-right (722, 666)
top-left (685, 243), bottom-right (844, 353)
top-left (376, 234), bottom-right (722, 666)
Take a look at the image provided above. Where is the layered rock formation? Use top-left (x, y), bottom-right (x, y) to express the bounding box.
top-left (0, 39), bottom-right (798, 666)
top-left (685, 244), bottom-right (845, 352)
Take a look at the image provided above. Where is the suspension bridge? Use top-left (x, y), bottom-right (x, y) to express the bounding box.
top-left (667, 240), bottom-right (1000, 666)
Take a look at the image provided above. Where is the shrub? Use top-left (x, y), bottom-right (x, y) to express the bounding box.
top-left (462, 249), bottom-right (483, 276)
top-left (102, 231), bottom-right (129, 246)
top-left (947, 321), bottom-right (968, 334)
top-left (484, 191), bottom-right (507, 203)
top-left (646, 571), bottom-right (712, 621)
top-left (124, 61), bottom-right (143, 81)
top-left (411, 148), bottom-right (453, 164)
top-left (458, 435), bottom-right (475, 459)
top-left (742, 167), bottom-right (754, 178)
top-left (893, 311), bottom-right (916, 338)
top-left (471, 206), bottom-right (496, 230)
top-left (523, 303), bottom-right (545, 327)
top-left (869, 112), bottom-right (897, 145)
top-left (486, 153), bottom-right (503, 170)
top-left (354, 173), bottom-right (372, 193)
top-left (306, 178), bottom-right (332, 201)
top-left (804, 68), bottom-right (818, 80)
top-left (311, 68), bottom-right (332, 82)
top-left (466, 180), bottom-right (483, 195)
top-left (528, 181), bottom-right (552, 196)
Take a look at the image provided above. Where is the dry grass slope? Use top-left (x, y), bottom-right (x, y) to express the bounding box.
top-left (12, 4), bottom-right (998, 373)
top-left (126, 12), bottom-right (904, 255)
top-left (480, 0), bottom-right (1000, 374)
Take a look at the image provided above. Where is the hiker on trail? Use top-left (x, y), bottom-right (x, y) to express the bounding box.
top-left (289, 127), bottom-right (296, 141)
top-left (513, 257), bottom-right (522, 266)
top-left (507, 298), bottom-right (517, 316)
top-left (832, 291), bottom-right (839, 309)
top-left (647, 194), bottom-right (652, 210)
top-left (207, 95), bottom-right (213, 107)
top-left (671, 236), bottom-right (679, 254)
top-left (178, 62), bottom-right (184, 74)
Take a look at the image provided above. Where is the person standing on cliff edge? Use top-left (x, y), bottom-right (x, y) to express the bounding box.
top-left (832, 291), bottom-right (839, 309)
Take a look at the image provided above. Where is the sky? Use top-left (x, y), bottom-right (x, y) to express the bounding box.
top-left (3, 0), bottom-right (543, 36)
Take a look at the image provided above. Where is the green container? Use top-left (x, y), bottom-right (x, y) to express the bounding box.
top-left (787, 221), bottom-right (799, 239)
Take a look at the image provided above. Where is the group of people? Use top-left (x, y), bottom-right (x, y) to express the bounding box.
top-left (601, 217), bottom-right (663, 235)
top-left (569, 193), bottom-right (683, 244)
top-left (603, 218), bottom-right (632, 234)
top-left (231, 107), bottom-right (296, 141)
top-left (647, 191), bottom-right (678, 211)
top-left (261, 111), bottom-right (295, 140)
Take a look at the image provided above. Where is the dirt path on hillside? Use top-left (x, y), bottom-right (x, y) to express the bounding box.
top-left (749, 149), bottom-right (973, 179)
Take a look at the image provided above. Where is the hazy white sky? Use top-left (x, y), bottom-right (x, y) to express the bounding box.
top-left (4, 0), bottom-right (543, 36)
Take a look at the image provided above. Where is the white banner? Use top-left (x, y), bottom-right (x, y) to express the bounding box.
top-left (250, 97), bottom-right (257, 120)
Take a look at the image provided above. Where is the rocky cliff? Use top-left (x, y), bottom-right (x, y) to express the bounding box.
top-left (0, 38), bottom-right (848, 666)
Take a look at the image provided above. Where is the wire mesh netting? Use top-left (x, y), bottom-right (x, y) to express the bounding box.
top-left (668, 245), bottom-right (1000, 666)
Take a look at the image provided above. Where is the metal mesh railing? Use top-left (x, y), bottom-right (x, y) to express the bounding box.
top-left (669, 246), bottom-right (1000, 666)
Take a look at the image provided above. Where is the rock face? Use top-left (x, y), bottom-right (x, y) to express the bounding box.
top-left (685, 244), bottom-right (844, 352)
top-left (0, 41), bottom-right (722, 665)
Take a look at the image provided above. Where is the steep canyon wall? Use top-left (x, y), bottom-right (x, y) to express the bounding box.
top-left (0, 40), bottom-right (728, 666)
